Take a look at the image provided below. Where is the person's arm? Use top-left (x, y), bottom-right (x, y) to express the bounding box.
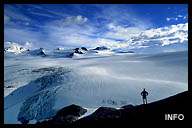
top-left (141, 92), bottom-right (143, 96)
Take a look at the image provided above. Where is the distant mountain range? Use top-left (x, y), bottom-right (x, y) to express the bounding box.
top-left (4, 42), bottom-right (135, 57)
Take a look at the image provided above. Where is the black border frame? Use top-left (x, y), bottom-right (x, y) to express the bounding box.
top-left (2, 0), bottom-right (191, 127)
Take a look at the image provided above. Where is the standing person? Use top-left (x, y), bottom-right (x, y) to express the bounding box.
top-left (141, 88), bottom-right (149, 104)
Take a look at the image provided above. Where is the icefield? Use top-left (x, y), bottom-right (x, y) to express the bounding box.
top-left (4, 45), bottom-right (188, 124)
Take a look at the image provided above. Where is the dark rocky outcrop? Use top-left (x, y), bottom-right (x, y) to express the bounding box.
top-left (50, 115), bottom-right (78, 125)
top-left (22, 119), bottom-right (29, 124)
top-left (55, 104), bottom-right (87, 118)
top-left (68, 47), bottom-right (88, 57)
top-left (68, 52), bottom-right (74, 58)
top-left (74, 47), bottom-right (87, 51)
top-left (93, 46), bottom-right (108, 50)
top-left (34, 104), bottom-right (87, 126)
top-left (5, 85), bottom-right (14, 88)
top-left (34, 91), bottom-right (190, 127)
top-left (120, 104), bottom-right (134, 109)
top-left (74, 47), bottom-right (88, 54)
top-left (18, 117), bottom-right (29, 124)
top-left (56, 48), bottom-right (65, 50)
top-left (73, 48), bottom-right (79, 51)
top-left (74, 50), bottom-right (83, 54)
top-left (36, 48), bottom-right (46, 56)
top-left (127, 51), bottom-right (134, 53)
top-left (20, 47), bottom-right (24, 50)
top-left (28, 48), bottom-right (46, 57)
top-left (70, 91), bottom-right (190, 127)
top-left (82, 107), bottom-right (121, 121)
top-left (115, 51), bottom-right (135, 53)
top-left (81, 47), bottom-right (88, 51)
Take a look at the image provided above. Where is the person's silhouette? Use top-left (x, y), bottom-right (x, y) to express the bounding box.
top-left (141, 88), bottom-right (149, 104)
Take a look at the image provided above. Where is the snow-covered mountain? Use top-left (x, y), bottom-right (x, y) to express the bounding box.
top-left (28, 48), bottom-right (46, 56)
top-left (4, 42), bottom-right (117, 58)
top-left (4, 45), bottom-right (188, 124)
top-left (4, 42), bottom-right (29, 54)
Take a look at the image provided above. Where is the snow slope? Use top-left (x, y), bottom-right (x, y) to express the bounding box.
top-left (4, 49), bottom-right (188, 124)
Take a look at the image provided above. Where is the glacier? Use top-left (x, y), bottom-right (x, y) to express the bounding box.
top-left (4, 45), bottom-right (188, 124)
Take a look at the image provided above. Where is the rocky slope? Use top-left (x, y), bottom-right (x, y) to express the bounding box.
top-left (72, 91), bottom-right (190, 126)
top-left (32, 91), bottom-right (190, 127)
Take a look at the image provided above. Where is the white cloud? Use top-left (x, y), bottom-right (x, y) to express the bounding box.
top-left (166, 15), bottom-right (188, 22)
top-left (43, 23), bottom-right (96, 47)
top-left (30, 11), bottom-right (54, 18)
top-left (104, 23), bottom-right (144, 40)
top-left (53, 15), bottom-right (88, 26)
top-left (102, 23), bottom-right (187, 50)
top-left (4, 5), bottom-right (30, 22)
top-left (76, 15), bottom-right (88, 24)
top-left (4, 5), bottom-right (32, 26)
top-left (29, 4), bottom-right (68, 18)
top-left (93, 4), bottom-right (153, 31)
top-left (166, 17), bottom-right (171, 21)
top-left (177, 15), bottom-right (188, 20)
top-left (83, 23), bottom-right (187, 50)
top-left (125, 23), bottom-right (188, 48)
top-left (24, 42), bottom-right (34, 49)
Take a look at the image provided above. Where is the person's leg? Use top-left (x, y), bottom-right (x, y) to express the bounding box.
top-left (143, 98), bottom-right (146, 104)
top-left (146, 98), bottom-right (147, 104)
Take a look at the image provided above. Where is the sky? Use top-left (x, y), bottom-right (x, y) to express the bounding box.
top-left (4, 4), bottom-right (188, 53)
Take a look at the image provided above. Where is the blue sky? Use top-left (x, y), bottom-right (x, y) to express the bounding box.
top-left (4, 4), bottom-right (188, 52)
